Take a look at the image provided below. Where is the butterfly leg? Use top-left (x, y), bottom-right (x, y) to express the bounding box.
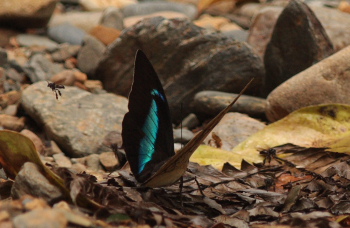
top-left (194, 176), bottom-right (205, 197)
top-left (179, 176), bottom-right (184, 206)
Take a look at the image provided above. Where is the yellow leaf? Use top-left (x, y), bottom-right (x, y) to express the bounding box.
top-left (192, 104), bottom-right (350, 169)
top-left (233, 104), bottom-right (350, 164)
top-left (0, 130), bottom-right (54, 179)
top-left (190, 145), bottom-right (246, 170)
top-left (0, 130), bottom-right (102, 209)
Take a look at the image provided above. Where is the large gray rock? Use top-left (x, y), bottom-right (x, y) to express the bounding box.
top-left (0, 0), bottom-right (57, 29)
top-left (21, 81), bottom-right (128, 157)
top-left (11, 162), bottom-right (64, 203)
top-left (96, 17), bottom-right (264, 121)
top-left (266, 45), bottom-right (350, 122)
top-left (263, 0), bottom-right (333, 96)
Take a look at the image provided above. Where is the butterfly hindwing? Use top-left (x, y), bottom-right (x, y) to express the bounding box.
top-left (122, 50), bottom-right (175, 183)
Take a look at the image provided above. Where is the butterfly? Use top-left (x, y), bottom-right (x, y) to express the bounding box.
top-left (122, 50), bottom-right (253, 187)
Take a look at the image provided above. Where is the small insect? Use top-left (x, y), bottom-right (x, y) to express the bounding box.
top-left (47, 81), bottom-right (65, 100)
top-left (260, 148), bottom-right (295, 167)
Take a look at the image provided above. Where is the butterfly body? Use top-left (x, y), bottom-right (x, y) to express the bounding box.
top-left (122, 50), bottom-right (253, 187)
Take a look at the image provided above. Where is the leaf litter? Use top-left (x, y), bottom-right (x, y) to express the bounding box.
top-left (47, 143), bottom-right (350, 227)
top-left (3, 105), bottom-right (350, 227)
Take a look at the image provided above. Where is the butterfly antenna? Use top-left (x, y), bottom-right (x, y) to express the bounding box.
top-left (179, 176), bottom-right (184, 206)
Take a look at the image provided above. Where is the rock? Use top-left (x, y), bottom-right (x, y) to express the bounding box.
top-left (3, 104), bottom-right (18, 116)
top-left (0, 48), bottom-right (8, 67)
top-left (21, 196), bottom-right (49, 211)
top-left (100, 7), bottom-right (124, 30)
top-left (173, 128), bottom-right (194, 144)
top-left (174, 143), bottom-right (182, 152)
top-left (42, 156), bottom-right (54, 164)
top-left (339, 1), bottom-right (350, 13)
top-left (64, 58), bottom-right (78, 69)
top-left (0, 114), bottom-right (25, 131)
top-left (49, 11), bottom-right (103, 33)
top-left (263, 0), bottom-right (334, 96)
top-left (199, 0), bottom-right (236, 15)
top-left (53, 153), bottom-right (72, 168)
top-left (194, 14), bottom-right (242, 31)
top-left (0, 178), bottom-right (12, 198)
top-left (85, 154), bottom-right (102, 171)
top-left (122, 2), bottom-right (197, 20)
top-left (21, 81), bottom-right (128, 157)
top-left (6, 68), bottom-right (25, 83)
top-left (89, 25), bottom-right (121, 45)
top-left (3, 80), bottom-right (20, 93)
top-left (51, 70), bottom-right (76, 86)
top-left (0, 28), bottom-right (19, 47)
top-left (103, 130), bottom-right (122, 147)
top-left (223, 30), bottom-right (249, 42)
top-left (80, 0), bottom-right (136, 11)
top-left (1, 90), bottom-right (22, 106)
top-left (99, 152), bottom-right (119, 171)
top-left (16, 34), bottom-right (58, 49)
top-left (20, 129), bottom-right (45, 155)
top-left (73, 71), bottom-right (87, 82)
top-left (247, 4), bottom-right (350, 59)
top-left (11, 162), bottom-right (64, 203)
top-left (70, 163), bottom-right (87, 173)
top-left (50, 44), bottom-right (81, 62)
top-left (247, 6), bottom-right (282, 59)
top-left (48, 23), bottom-right (87, 45)
top-left (74, 81), bottom-right (88, 91)
top-left (96, 17), bottom-right (264, 121)
top-left (204, 112), bottom-right (266, 151)
top-left (312, 5), bottom-right (350, 52)
top-left (7, 48), bottom-right (29, 67)
top-left (83, 80), bottom-right (103, 92)
top-left (181, 113), bottom-right (200, 130)
top-left (192, 91), bottom-right (266, 118)
top-left (13, 208), bottom-right (67, 228)
top-left (266, 45), bottom-right (350, 122)
top-left (124, 11), bottom-right (190, 28)
top-left (233, 2), bottom-right (265, 26)
top-left (23, 53), bottom-right (64, 82)
top-left (77, 35), bottom-right (106, 76)
top-left (46, 140), bottom-right (63, 156)
top-left (96, 130), bottom-right (122, 154)
top-left (219, 23), bottom-right (243, 32)
top-left (0, 0), bottom-right (57, 29)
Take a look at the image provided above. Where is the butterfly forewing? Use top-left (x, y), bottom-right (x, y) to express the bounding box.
top-left (122, 50), bottom-right (175, 183)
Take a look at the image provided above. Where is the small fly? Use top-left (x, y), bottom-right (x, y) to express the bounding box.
top-left (47, 81), bottom-right (65, 100)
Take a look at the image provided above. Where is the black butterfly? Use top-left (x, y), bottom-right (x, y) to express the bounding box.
top-left (122, 50), bottom-right (253, 187)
